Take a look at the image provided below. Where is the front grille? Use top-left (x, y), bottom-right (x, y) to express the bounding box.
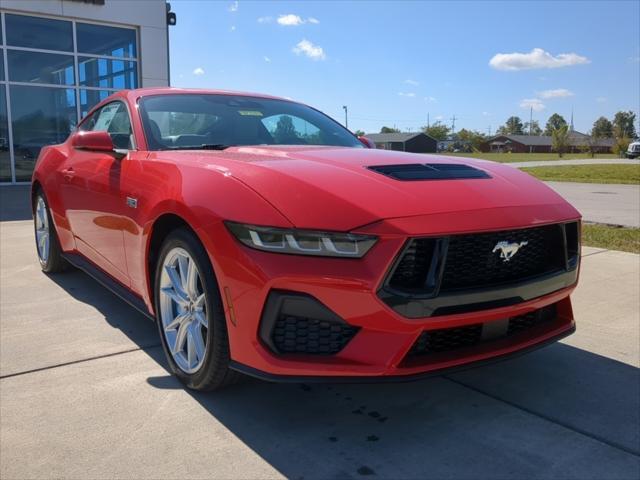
top-left (272, 315), bottom-right (359, 355)
top-left (406, 304), bottom-right (557, 357)
top-left (441, 225), bottom-right (565, 291)
top-left (387, 224), bottom-right (571, 296)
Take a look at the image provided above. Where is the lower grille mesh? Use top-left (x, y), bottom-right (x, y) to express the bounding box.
top-left (407, 304), bottom-right (557, 357)
top-left (272, 315), bottom-right (359, 354)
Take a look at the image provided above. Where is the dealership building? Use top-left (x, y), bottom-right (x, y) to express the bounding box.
top-left (0, 0), bottom-right (170, 184)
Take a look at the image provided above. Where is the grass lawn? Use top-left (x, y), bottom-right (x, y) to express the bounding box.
top-left (520, 164), bottom-right (640, 184)
top-left (583, 224), bottom-right (640, 254)
top-left (446, 152), bottom-right (619, 163)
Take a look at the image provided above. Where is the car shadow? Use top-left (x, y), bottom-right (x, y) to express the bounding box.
top-left (0, 185), bottom-right (32, 221)
top-left (49, 267), bottom-right (640, 479)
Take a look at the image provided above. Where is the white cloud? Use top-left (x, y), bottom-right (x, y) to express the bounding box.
top-left (228, 1), bottom-right (238, 12)
top-left (435, 115), bottom-right (444, 121)
top-left (404, 79), bottom-right (419, 86)
top-left (257, 16), bottom-right (273, 23)
top-left (538, 88), bottom-right (574, 99)
top-left (482, 111), bottom-right (491, 116)
top-left (520, 98), bottom-right (546, 111)
top-left (292, 39), bottom-right (326, 60)
top-left (192, 67), bottom-right (205, 75)
top-left (278, 14), bottom-right (305, 26)
top-left (398, 92), bottom-right (416, 97)
top-left (277, 14), bottom-right (319, 26)
top-left (489, 48), bottom-right (590, 71)
top-left (424, 96), bottom-right (437, 103)
top-left (629, 55), bottom-right (640, 63)
top-left (263, 56), bottom-right (271, 63)
top-left (230, 25), bottom-right (236, 31)
top-left (596, 96), bottom-right (607, 103)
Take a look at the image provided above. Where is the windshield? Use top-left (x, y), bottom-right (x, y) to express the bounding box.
top-left (139, 94), bottom-right (363, 150)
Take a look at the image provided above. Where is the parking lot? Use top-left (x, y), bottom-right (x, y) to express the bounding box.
top-left (1, 187), bottom-right (639, 479)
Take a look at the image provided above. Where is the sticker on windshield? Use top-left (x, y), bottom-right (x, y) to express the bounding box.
top-left (238, 110), bottom-right (264, 117)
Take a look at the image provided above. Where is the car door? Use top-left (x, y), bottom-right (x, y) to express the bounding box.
top-left (59, 101), bottom-right (135, 286)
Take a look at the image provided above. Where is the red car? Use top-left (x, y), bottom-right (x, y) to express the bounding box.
top-left (32, 88), bottom-right (580, 390)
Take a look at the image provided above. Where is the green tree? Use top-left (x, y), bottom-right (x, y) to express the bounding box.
top-left (612, 124), bottom-right (631, 157)
top-left (612, 111), bottom-right (637, 139)
top-left (380, 126), bottom-right (400, 133)
top-left (523, 120), bottom-right (542, 136)
top-left (457, 128), bottom-right (486, 151)
top-left (496, 116), bottom-right (524, 135)
top-left (591, 116), bottom-right (613, 138)
top-left (551, 125), bottom-right (570, 157)
top-left (544, 113), bottom-right (568, 135)
top-left (273, 115), bottom-right (297, 143)
top-left (422, 121), bottom-right (451, 141)
top-left (353, 129), bottom-right (365, 136)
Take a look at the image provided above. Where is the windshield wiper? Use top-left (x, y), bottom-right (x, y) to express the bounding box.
top-left (165, 144), bottom-right (234, 151)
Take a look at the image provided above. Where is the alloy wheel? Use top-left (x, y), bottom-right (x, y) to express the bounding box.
top-left (35, 196), bottom-right (50, 263)
top-left (159, 247), bottom-right (209, 374)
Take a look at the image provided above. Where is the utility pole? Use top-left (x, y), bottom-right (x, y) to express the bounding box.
top-left (451, 115), bottom-right (456, 133)
top-left (487, 125), bottom-right (492, 136)
top-left (342, 105), bottom-right (348, 129)
top-left (529, 107), bottom-right (533, 136)
top-left (427, 113), bottom-right (430, 129)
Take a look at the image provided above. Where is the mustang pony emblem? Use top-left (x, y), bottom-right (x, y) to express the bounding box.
top-left (492, 241), bottom-right (528, 262)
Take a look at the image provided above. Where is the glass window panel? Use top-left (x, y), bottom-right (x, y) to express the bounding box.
top-left (8, 51), bottom-right (74, 85)
top-left (0, 50), bottom-right (4, 81)
top-left (76, 23), bottom-right (137, 58)
top-left (78, 57), bottom-right (137, 89)
top-left (0, 88), bottom-right (10, 182)
top-left (9, 85), bottom-right (77, 182)
top-left (79, 89), bottom-right (113, 118)
top-left (5, 14), bottom-right (73, 52)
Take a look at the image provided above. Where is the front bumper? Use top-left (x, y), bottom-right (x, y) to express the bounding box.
top-left (206, 213), bottom-right (579, 380)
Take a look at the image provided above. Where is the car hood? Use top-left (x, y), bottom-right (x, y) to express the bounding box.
top-left (153, 146), bottom-right (580, 232)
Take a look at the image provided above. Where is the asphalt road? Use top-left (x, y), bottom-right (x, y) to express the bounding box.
top-left (1, 215), bottom-right (639, 478)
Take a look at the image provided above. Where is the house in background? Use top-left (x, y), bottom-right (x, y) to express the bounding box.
top-left (483, 131), bottom-right (614, 154)
top-left (365, 132), bottom-right (437, 153)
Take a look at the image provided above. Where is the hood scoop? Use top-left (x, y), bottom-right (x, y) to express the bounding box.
top-left (368, 163), bottom-right (491, 181)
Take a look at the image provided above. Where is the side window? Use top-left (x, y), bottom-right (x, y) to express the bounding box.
top-left (79, 102), bottom-right (134, 150)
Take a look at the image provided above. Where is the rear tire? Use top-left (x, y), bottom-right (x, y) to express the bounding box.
top-left (33, 190), bottom-right (68, 273)
top-left (154, 228), bottom-right (239, 391)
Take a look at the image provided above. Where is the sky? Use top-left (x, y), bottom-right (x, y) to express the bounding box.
top-left (169, 0), bottom-right (640, 136)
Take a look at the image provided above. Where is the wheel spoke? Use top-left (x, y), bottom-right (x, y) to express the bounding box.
top-left (164, 265), bottom-right (189, 303)
top-left (161, 286), bottom-right (187, 306)
top-left (186, 329), bottom-right (196, 367)
top-left (194, 310), bottom-right (208, 329)
top-left (190, 322), bottom-right (206, 361)
top-left (177, 254), bottom-right (190, 294)
top-left (164, 312), bottom-right (188, 332)
top-left (194, 293), bottom-right (205, 309)
top-left (172, 320), bottom-right (189, 354)
top-left (185, 259), bottom-right (199, 301)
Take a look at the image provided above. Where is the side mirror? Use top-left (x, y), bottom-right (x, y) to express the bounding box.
top-left (358, 136), bottom-right (376, 149)
top-left (71, 130), bottom-right (127, 158)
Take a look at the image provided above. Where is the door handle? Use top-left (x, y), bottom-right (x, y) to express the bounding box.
top-left (62, 167), bottom-right (75, 180)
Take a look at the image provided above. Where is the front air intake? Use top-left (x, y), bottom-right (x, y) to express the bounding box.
top-left (367, 163), bottom-right (491, 181)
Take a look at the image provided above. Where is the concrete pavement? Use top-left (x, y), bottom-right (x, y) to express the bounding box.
top-left (507, 159), bottom-right (639, 168)
top-left (543, 182), bottom-right (640, 227)
top-left (0, 217), bottom-right (638, 479)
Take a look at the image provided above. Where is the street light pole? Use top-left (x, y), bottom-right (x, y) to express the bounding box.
top-left (343, 105), bottom-right (348, 129)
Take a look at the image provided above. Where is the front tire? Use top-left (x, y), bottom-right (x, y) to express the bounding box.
top-left (154, 228), bottom-right (239, 391)
top-left (33, 191), bottom-right (68, 273)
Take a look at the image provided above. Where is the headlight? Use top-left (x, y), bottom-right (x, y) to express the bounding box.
top-left (225, 222), bottom-right (377, 258)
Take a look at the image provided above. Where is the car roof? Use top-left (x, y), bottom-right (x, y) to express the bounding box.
top-left (122, 87), bottom-right (288, 102)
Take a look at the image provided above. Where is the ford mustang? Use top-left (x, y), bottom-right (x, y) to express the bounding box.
top-left (32, 88), bottom-right (580, 390)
